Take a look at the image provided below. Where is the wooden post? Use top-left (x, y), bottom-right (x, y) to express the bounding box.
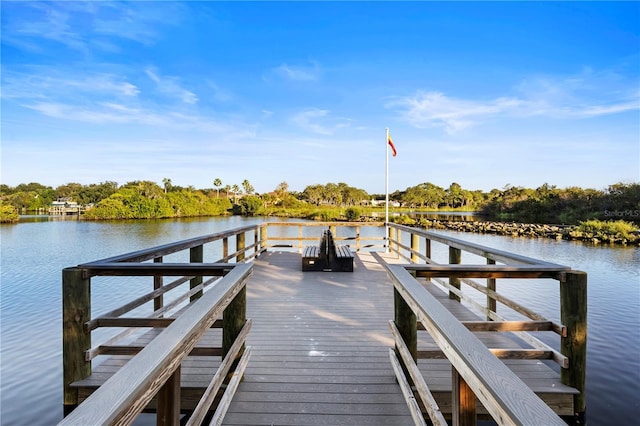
top-left (486, 258), bottom-right (496, 320)
top-left (452, 368), bottom-right (477, 426)
top-left (449, 247), bottom-right (461, 301)
top-left (223, 237), bottom-right (229, 260)
top-left (394, 287), bottom-right (417, 375)
top-left (156, 366), bottom-right (180, 426)
top-left (356, 226), bottom-right (361, 252)
top-left (190, 245), bottom-right (203, 301)
top-left (260, 225), bottom-right (268, 254)
top-left (223, 286), bottom-right (247, 380)
top-left (560, 271), bottom-right (587, 424)
top-left (425, 238), bottom-right (431, 261)
top-left (298, 225), bottom-right (303, 252)
top-left (396, 229), bottom-right (402, 258)
top-left (411, 232), bottom-right (420, 264)
top-left (236, 232), bottom-right (245, 262)
top-left (254, 228), bottom-right (259, 258)
top-left (389, 227), bottom-right (397, 254)
top-left (154, 257), bottom-right (164, 312)
top-left (62, 268), bottom-right (91, 416)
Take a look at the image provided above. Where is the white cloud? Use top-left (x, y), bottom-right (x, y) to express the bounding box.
top-left (388, 91), bottom-right (524, 133)
top-left (1, 2), bottom-right (184, 55)
top-left (1, 70), bottom-right (139, 100)
top-left (273, 62), bottom-right (321, 81)
top-left (291, 108), bottom-right (352, 135)
top-left (145, 68), bottom-right (198, 104)
top-left (206, 81), bottom-right (233, 102)
top-left (389, 70), bottom-right (639, 133)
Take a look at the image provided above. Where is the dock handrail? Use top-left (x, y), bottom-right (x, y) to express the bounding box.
top-left (61, 263), bottom-right (252, 425)
top-left (385, 222), bottom-right (587, 424)
top-left (259, 221), bottom-right (385, 252)
top-left (386, 263), bottom-right (568, 425)
top-left (61, 221), bottom-right (586, 425)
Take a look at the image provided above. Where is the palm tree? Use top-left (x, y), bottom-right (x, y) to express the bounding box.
top-left (213, 178), bottom-right (222, 198)
top-left (242, 179), bottom-right (254, 195)
top-left (232, 184), bottom-right (240, 203)
top-left (162, 178), bottom-right (172, 194)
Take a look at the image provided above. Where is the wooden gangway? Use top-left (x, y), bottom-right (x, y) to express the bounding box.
top-left (60, 222), bottom-right (587, 426)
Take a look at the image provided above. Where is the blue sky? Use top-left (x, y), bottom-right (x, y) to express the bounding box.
top-left (2, 1), bottom-right (638, 195)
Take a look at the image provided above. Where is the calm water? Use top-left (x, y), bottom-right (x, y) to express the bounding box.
top-left (1, 216), bottom-right (638, 425)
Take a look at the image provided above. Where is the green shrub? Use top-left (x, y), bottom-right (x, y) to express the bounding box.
top-left (0, 203), bottom-right (19, 223)
top-left (345, 207), bottom-right (361, 221)
top-left (391, 214), bottom-right (416, 225)
top-left (236, 195), bottom-right (264, 216)
top-left (576, 219), bottom-right (638, 239)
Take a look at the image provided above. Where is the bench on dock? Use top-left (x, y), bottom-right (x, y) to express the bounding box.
top-left (302, 231), bottom-right (329, 271)
top-left (302, 229), bottom-right (354, 272)
top-left (327, 230), bottom-right (354, 272)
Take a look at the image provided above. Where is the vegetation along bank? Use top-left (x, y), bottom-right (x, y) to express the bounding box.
top-left (390, 216), bottom-right (639, 246)
top-left (1, 180), bottom-right (638, 245)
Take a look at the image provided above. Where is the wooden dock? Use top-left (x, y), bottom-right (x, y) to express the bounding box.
top-left (225, 251), bottom-right (414, 425)
top-left (61, 222), bottom-right (586, 426)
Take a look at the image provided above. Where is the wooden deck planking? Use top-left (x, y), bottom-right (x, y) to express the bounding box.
top-left (224, 250), bottom-right (414, 425)
top-left (71, 250), bottom-right (577, 423)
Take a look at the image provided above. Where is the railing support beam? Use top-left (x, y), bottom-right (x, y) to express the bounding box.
top-left (394, 287), bottom-right (417, 379)
top-left (411, 233), bottom-right (420, 264)
top-left (452, 368), bottom-right (477, 426)
top-left (561, 271), bottom-right (587, 424)
top-left (449, 247), bottom-right (461, 301)
top-left (156, 366), bottom-right (180, 426)
top-left (154, 257), bottom-right (164, 312)
top-left (223, 285), bottom-right (247, 380)
top-left (486, 258), bottom-right (496, 320)
top-left (389, 226), bottom-right (397, 255)
top-left (62, 268), bottom-right (91, 416)
top-left (190, 245), bottom-right (203, 301)
top-left (236, 233), bottom-right (245, 262)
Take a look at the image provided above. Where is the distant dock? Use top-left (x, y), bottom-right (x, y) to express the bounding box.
top-left (48, 199), bottom-right (87, 215)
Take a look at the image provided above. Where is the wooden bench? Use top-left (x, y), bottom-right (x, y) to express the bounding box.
top-left (327, 230), bottom-right (354, 272)
top-left (302, 231), bottom-right (329, 271)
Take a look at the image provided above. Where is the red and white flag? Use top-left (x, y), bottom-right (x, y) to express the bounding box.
top-left (387, 133), bottom-right (397, 157)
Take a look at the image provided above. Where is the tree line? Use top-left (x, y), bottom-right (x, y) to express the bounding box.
top-left (1, 179), bottom-right (638, 224)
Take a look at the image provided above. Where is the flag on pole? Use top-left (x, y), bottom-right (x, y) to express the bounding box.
top-left (388, 133), bottom-right (397, 157)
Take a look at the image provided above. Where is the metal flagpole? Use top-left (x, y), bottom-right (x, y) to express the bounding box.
top-left (385, 127), bottom-right (389, 253)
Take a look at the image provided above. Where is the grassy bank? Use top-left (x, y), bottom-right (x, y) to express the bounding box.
top-left (391, 215), bottom-right (639, 246)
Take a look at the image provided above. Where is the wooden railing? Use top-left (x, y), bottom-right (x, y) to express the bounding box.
top-left (61, 221), bottom-right (586, 425)
top-left (61, 222), bottom-right (381, 424)
top-left (259, 221), bottom-right (385, 252)
top-left (386, 223), bottom-right (587, 425)
top-left (61, 225), bottom-right (260, 425)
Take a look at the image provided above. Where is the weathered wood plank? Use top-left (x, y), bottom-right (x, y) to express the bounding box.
top-left (60, 263), bottom-right (252, 425)
top-left (408, 264), bottom-right (568, 279)
top-left (386, 263), bottom-right (567, 425)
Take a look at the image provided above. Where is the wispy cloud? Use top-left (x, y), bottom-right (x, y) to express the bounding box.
top-left (145, 67), bottom-right (198, 104)
top-left (388, 92), bottom-right (524, 133)
top-left (1, 69), bottom-right (139, 101)
top-left (389, 69), bottom-right (639, 133)
top-left (206, 80), bottom-right (233, 102)
top-left (272, 61), bottom-right (321, 81)
top-left (1, 2), bottom-right (184, 54)
top-left (291, 108), bottom-right (351, 135)
top-left (92, 3), bottom-right (185, 45)
top-left (2, 66), bottom-right (255, 137)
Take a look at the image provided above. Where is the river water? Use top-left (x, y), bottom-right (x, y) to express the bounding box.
top-left (1, 216), bottom-right (638, 425)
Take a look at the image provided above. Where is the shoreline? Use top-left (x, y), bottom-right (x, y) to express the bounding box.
top-left (407, 218), bottom-right (639, 246)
